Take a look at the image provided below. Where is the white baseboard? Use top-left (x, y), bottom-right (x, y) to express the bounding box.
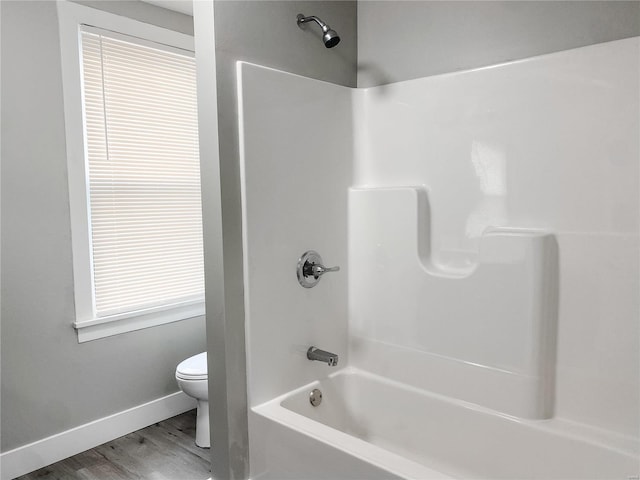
top-left (0, 391), bottom-right (197, 480)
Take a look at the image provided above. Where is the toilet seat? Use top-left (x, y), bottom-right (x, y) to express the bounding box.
top-left (176, 352), bottom-right (207, 381)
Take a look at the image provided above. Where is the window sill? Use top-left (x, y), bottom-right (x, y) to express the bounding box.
top-left (73, 300), bottom-right (205, 343)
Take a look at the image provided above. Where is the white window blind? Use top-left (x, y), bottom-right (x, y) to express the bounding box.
top-left (80, 27), bottom-right (204, 318)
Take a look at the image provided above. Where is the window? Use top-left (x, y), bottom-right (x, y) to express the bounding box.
top-left (58, 2), bottom-right (204, 342)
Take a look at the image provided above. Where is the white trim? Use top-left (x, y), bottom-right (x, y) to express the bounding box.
top-left (59, 0), bottom-right (97, 328)
top-left (0, 392), bottom-right (197, 480)
top-left (74, 300), bottom-right (205, 342)
top-left (57, 1), bottom-right (200, 342)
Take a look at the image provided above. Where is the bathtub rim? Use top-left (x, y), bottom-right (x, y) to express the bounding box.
top-left (253, 366), bottom-right (639, 477)
top-left (253, 376), bottom-right (451, 480)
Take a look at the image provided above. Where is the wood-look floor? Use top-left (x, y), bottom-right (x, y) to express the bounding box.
top-left (17, 410), bottom-right (210, 480)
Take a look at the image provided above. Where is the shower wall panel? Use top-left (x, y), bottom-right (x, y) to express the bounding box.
top-left (349, 186), bottom-right (558, 419)
top-left (352, 38), bottom-right (639, 437)
top-left (237, 62), bottom-right (353, 407)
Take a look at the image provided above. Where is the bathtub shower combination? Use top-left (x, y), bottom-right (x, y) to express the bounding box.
top-left (238, 38), bottom-right (640, 479)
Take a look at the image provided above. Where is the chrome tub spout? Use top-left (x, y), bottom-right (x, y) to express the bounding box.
top-left (307, 347), bottom-right (338, 366)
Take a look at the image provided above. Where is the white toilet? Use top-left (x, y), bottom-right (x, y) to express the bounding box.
top-left (175, 352), bottom-right (209, 448)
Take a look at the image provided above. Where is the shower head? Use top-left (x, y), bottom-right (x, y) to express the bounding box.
top-left (296, 14), bottom-right (341, 48)
top-left (322, 29), bottom-right (340, 49)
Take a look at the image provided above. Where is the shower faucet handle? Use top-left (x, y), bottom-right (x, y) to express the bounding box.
top-left (307, 263), bottom-right (340, 278)
top-left (297, 250), bottom-right (340, 288)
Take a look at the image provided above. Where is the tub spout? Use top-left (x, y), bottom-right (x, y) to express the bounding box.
top-left (307, 347), bottom-right (338, 366)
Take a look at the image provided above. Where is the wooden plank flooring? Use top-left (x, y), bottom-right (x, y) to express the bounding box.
top-left (17, 410), bottom-right (210, 480)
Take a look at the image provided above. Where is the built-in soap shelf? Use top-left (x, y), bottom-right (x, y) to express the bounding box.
top-left (349, 186), bottom-right (558, 419)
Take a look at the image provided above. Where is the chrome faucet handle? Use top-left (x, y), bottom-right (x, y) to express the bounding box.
top-left (297, 250), bottom-right (340, 288)
top-left (309, 263), bottom-right (340, 278)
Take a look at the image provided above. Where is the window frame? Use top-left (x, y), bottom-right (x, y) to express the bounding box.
top-left (57, 0), bottom-right (204, 342)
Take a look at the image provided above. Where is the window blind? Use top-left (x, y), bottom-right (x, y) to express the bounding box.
top-left (80, 28), bottom-right (204, 318)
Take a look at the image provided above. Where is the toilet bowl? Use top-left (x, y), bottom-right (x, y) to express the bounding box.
top-left (176, 352), bottom-right (209, 448)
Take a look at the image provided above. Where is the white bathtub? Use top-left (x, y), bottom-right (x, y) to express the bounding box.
top-left (252, 368), bottom-right (638, 479)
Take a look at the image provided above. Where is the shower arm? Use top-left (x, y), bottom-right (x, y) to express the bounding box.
top-left (297, 15), bottom-right (330, 33)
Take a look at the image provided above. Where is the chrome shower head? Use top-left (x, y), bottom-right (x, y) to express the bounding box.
top-left (297, 14), bottom-right (341, 48)
top-left (322, 29), bottom-right (340, 49)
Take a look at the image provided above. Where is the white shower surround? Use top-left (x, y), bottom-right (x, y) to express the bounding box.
top-left (349, 186), bottom-right (558, 419)
top-left (238, 37), bottom-right (639, 479)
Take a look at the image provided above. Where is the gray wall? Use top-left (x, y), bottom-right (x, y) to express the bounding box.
top-left (358, 1), bottom-right (640, 87)
top-left (207, 1), bottom-right (357, 478)
top-left (0, 1), bottom-right (206, 452)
